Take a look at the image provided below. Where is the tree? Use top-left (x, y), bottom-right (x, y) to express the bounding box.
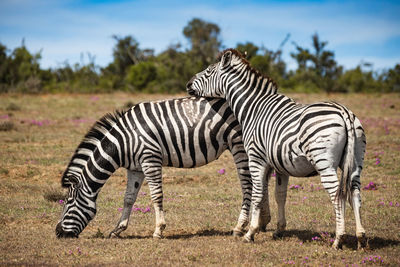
top-left (111, 35), bottom-right (140, 77)
top-left (183, 18), bottom-right (222, 66)
top-left (101, 35), bottom-right (154, 90)
top-left (236, 42), bottom-right (259, 60)
top-left (381, 64), bottom-right (400, 92)
top-left (126, 61), bottom-right (157, 91)
top-left (0, 40), bottom-right (44, 92)
top-left (290, 33), bottom-right (342, 92)
top-left (0, 43), bottom-right (9, 86)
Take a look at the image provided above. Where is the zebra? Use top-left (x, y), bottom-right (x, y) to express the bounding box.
top-left (186, 49), bottom-right (367, 249)
top-left (56, 96), bottom-right (275, 239)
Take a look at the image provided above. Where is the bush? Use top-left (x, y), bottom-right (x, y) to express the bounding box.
top-left (0, 121), bottom-right (15, 131)
top-left (126, 61), bottom-right (157, 91)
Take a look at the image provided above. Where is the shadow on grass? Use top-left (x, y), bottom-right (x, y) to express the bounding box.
top-left (367, 236), bottom-right (400, 250)
top-left (105, 229), bottom-right (233, 240)
top-left (97, 228), bottom-right (400, 250)
top-left (277, 229), bottom-right (400, 250)
top-left (166, 229), bottom-right (232, 240)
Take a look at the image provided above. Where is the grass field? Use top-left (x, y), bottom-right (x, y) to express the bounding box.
top-left (0, 92), bottom-right (399, 266)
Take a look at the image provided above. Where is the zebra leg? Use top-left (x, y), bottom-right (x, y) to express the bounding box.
top-left (143, 164), bottom-right (166, 239)
top-left (243, 163), bottom-right (271, 243)
top-left (109, 170), bottom-right (145, 238)
top-left (273, 173), bottom-right (289, 239)
top-left (352, 121), bottom-right (367, 249)
top-left (230, 143), bottom-right (252, 237)
top-left (351, 188), bottom-right (366, 249)
top-left (259, 172), bottom-right (271, 233)
top-left (232, 170), bottom-right (252, 236)
top-left (320, 168), bottom-right (346, 249)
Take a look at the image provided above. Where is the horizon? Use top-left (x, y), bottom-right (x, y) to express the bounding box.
top-left (1, 0), bottom-right (399, 71)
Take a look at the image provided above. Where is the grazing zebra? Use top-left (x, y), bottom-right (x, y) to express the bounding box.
top-left (186, 49), bottom-right (367, 249)
top-left (56, 96), bottom-right (264, 239)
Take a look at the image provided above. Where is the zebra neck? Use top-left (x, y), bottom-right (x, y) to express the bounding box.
top-left (227, 73), bottom-right (277, 125)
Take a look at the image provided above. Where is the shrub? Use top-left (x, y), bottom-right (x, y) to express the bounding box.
top-left (0, 121), bottom-right (15, 131)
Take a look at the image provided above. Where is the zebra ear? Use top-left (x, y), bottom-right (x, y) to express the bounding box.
top-left (221, 50), bottom-right (232, 68)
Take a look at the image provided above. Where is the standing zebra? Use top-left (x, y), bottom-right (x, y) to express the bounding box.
top-left (56, 96), bottom-right (272, 239)
top-left (187, 49), bottom-right (367, 249)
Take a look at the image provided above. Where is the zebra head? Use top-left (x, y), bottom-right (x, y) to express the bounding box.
top-left (56, 172), bottom-right (97, 238)
top-left (56, 112), bottom-right (124, 238)
top-left (187, 49), bottom-right (240, 98)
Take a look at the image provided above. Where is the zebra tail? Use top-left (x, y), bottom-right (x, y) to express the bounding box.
top-left (336, 105), bottom-right (356, 204)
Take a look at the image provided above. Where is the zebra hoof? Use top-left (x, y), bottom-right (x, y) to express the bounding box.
top-left (272, 231), bottom-right (283, 240)
top-left (153, 232), bottom-right (163, 239)
top-left (259, 225), bottom-right (268, 233)
top-left (357, 233), bottom-right (367, 250)
top-left (108, 232), bottom-right (120, 239)
top-left (232, 229), bottom-right (245, 237)
top-left (243, 234), bottom-right (254, 243)
top-left (332, 239), bottom-right (343, 250)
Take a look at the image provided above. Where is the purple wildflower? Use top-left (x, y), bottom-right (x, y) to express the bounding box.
top-left (218, 168), bottom-right (225, 174)
top-left (90, 96), bottom-right (99, 101)
top-left (361, 255), bottom-right (383, 264)
top-left (384, 124), bottom-right (389, 135)
top-left (363, 181), bottom-right (378, 190)
top-left (58, 199), bottom-right (64, 205)
top-left (118, 208), bottom-right (123, 212)
top-left (29, 119), bottom-right (51, 126)
top-left (132, 205), bottom-right (151, 213)
top-left (289, 184), bottom-right (303, 190)
top-left (142, 207), bottom-right (151, 213)
top-left (311, 236), bottom-right (320, 241)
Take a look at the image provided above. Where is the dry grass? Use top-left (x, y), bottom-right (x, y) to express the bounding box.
top-left (0, 92), bottom-right (399, 266)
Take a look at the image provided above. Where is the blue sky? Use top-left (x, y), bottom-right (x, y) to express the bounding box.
top-left (1, 0), bottom-right (399, 71)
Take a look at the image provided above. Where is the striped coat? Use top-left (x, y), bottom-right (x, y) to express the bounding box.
top-left (187, 49), bottom-right (367, 249)
top-left (56, 96), bottom-right (255, 238)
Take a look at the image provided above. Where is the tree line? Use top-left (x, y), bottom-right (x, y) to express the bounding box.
top-left (1, 18), bottom-right (399, 94)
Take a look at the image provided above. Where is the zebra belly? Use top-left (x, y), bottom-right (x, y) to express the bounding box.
top-left (283, 154), bottom-right (316, 177)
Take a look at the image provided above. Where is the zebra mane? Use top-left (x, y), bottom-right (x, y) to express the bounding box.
top-left (84, 109), bottom-right (126, 141)
top-left (61, 109), bottom-right (129, 186)
top-left (217, 48), bottom-right (278, 93)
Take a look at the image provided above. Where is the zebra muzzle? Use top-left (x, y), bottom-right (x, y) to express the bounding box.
top-left (56, 222), bottom-right (78, 238)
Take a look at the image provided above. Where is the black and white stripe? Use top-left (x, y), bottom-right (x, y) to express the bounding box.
top-left (187, 49), bottom-right (367, 249)
top-left (56, 96), bottom-right (253, 238)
